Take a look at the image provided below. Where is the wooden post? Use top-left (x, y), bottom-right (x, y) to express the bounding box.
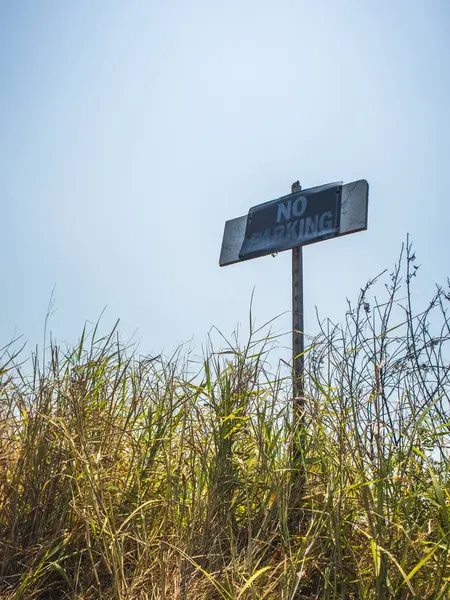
top-left (291, 180), bottom-right (305, 469)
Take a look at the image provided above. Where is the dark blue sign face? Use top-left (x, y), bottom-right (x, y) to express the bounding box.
top-left (239, 185), bottom-right (342, 260)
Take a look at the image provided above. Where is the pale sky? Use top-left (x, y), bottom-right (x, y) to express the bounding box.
top-left (1, 0), bottom-right (449, 359)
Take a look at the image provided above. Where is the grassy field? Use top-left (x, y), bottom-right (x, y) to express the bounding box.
top-left (1, 243), bottom-right (449, 599)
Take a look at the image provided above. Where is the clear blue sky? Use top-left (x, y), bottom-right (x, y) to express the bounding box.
top-left (1, 0), bottom-right (449, 358)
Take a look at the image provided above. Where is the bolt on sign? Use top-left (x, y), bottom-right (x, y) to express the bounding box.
top-left (219, 180), bottom-right (369, 266)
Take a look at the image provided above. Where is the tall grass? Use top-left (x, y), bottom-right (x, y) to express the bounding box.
top-left (0, 241), bottom-right (449, 599)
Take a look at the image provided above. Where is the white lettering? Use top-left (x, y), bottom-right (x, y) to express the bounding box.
top-left (292, 196), bottom-right (307, 218)
top-left (249, 231), bottom-right (262, 249)
top-left (273, 225), bottom-right (285, 240)
top-left (319, 211), bottom-right (333, 232)
top-left (262, 229), bottom-right (272, 244)
top-left (276, 199), bottom-right (291, 223)
top-left (285, 219), bottom-right (306, 240)
top-left (285, 220), bottom-right (299, 239)
top-left (298, 218), bottom-right (305, 239)
top-left (305, 215), bottom-right (319, 237)
top-left (249, 209), bottom-right (335, 254)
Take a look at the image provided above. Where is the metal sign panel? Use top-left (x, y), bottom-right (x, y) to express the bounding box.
top-left (240, 184), bottom-right (340, 260)
top-left (219, 179), bottom-right (368, 267)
